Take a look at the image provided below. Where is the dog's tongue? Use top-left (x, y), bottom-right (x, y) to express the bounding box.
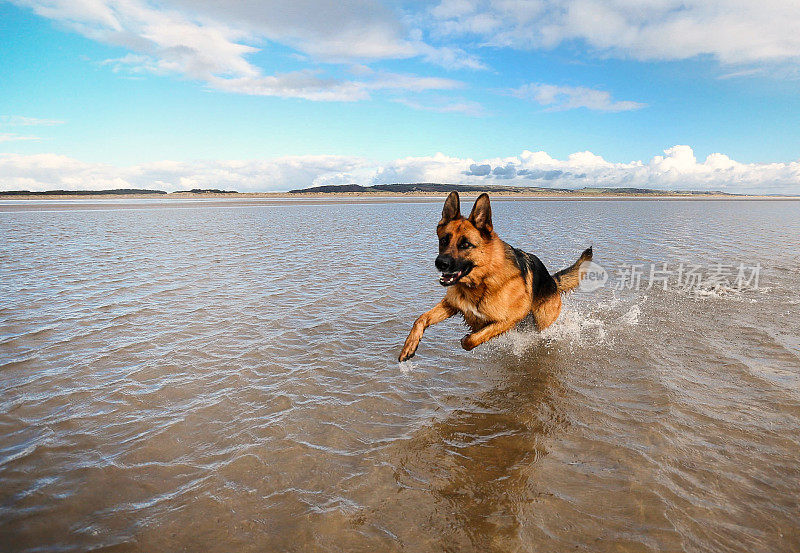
top-left (439, 271), bottom-right (461, 284)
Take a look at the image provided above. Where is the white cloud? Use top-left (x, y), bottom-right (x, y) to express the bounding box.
top-left (166, 0), bottom-right (416, 61)
top-left (0, 115), bottom-right (65, 126)
top-left (2, 146), bottom-right (798, 194)
top-left (411, 38), bottom-right (487, 70)
top-left (394, 97), bottom-right (486, 116)
top-left (461, 145), bottom-right (800, 193)
top-left (206, 71), bottom-right (369, 102)
top-left (100, 56), bottom-right (460, 101)
top-left (511, 83), bottom-right (645, 111)
top-left (165, 1), bottom-right (486, 69)
top-left (0, 133), bottom-right (42, 143)
top-left (371, 152), bottom-right (472, 184)
top-left (0, 153), bottom-right (374, 192)
top-left (427, 0), bottom-right (800, 69)
top-left (14, 0), bottom-right (476, 102)
top-left (365, 72), bottom-right (463, 93)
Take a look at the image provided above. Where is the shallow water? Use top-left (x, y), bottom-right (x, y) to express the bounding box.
top-left (1, 198), bottom-right (799, 552)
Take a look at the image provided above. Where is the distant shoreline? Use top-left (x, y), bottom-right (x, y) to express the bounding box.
top-left (1, 190), bottom-right (798, 201)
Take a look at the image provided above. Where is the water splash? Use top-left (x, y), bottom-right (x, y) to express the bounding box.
top-left (619, 305), bottom-right (641, 325)
top-left (397, 360), bottom-right (415, 374)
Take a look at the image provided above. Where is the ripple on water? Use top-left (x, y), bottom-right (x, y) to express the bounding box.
top-left (1, 199), bottom-right (799, 552)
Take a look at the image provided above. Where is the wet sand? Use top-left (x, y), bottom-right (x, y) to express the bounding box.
top-left (1, 192), bottom-right (798, 214)
top-left (2, 198), bottom-right (799, 552)
top-left (3, 189), bottom-right (799, 201)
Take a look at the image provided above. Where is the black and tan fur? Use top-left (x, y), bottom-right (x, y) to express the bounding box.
top-left (399, 191), bottom-right (592, 361)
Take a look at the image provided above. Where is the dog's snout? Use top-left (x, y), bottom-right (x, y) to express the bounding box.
top-left (435, 255), bottom-right (455, 272)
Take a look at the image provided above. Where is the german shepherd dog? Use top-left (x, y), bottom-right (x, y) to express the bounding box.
top-left (399, 191), bottom-right (592, 361)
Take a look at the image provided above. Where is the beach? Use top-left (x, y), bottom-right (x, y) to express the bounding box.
top-left (2, 197), bottom-right (799, 552)
top-left (3, 190), bottom-right (798, 202)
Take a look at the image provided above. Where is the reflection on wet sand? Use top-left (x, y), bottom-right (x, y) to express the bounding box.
top-left (355, 349), bottom-right (568, 552)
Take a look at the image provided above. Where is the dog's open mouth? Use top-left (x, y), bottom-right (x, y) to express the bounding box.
top-left (439, 271), bottom-right (462, 285)
top-left (439, 268), bottom-right (470, 286)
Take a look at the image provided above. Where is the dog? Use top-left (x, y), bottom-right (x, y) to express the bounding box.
top-left (399, 191), bottom-right (592, 361)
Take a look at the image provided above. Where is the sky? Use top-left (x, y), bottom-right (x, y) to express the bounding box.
top-left (1, 0), bottom-right (799, 193)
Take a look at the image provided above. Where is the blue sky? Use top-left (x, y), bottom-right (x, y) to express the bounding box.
top-left (1, 0), bottom-right (799, 193)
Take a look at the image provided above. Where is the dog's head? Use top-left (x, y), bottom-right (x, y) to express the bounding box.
top-left (435, 191), bottom-right (495, 287)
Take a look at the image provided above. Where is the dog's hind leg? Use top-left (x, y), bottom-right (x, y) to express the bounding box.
top-left (399, 300), bottom-right (457, 361)
top-left (532, 293), bottom-right (562, 331)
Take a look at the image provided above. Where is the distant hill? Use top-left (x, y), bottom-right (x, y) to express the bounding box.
top-left (373, 183), bottom-right (573, 193)
top-left (0, 184), bottom-right (739, 197)
top-left (288, 183), bottom-right (734, 195)
top-left (290, 184), bottom-right (372, 193)
top-left (290, 183), bottom-right (570, 194)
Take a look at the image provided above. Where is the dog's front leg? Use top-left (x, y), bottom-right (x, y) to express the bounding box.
top-left (399, 300), bottom-right (456, 361)
top-left (460, 318), bottom-right (518, 351)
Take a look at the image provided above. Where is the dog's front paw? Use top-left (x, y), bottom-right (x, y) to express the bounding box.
top-left (399, 345), bottom-right (416, 362)
top-left (461, 334), bottom-right (477, 351)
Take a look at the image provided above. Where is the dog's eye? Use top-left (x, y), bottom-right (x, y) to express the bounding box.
top-left (439, 233), bottom-right (451, 248)
top-left (457, 239), bottom-right (473, 250)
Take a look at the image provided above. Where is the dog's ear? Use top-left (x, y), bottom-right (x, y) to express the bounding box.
top-left (440, 191), bottom-right (461, 224)
top-left (469, 193), bottom-right (493, 233)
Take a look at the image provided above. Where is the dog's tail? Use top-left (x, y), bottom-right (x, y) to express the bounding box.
top-left (552, 247), bottom-right (593, 294)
